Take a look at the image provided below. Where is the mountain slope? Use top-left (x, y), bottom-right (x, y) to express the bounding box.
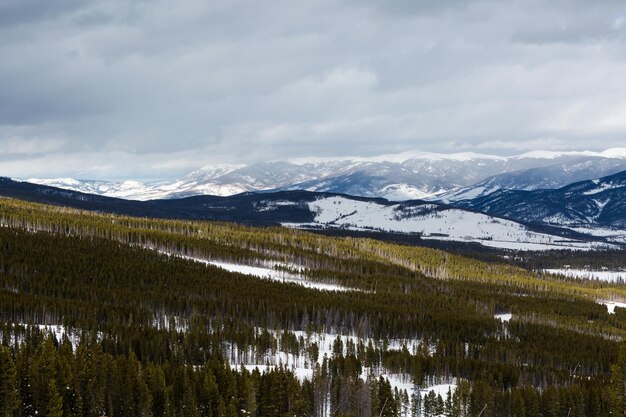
top-left (25, 148), bottom-right (626, 201)
top-left (436, 157), bottom-right (626, 202)
top-left (454, 170), bottom-right (626, 228)
top-left (285, 195), bottom-right (608, 251)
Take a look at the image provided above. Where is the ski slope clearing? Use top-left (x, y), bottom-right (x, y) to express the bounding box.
top-left (287, 196), bottom-right (610, 251)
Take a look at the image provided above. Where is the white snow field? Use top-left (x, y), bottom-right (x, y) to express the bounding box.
top-left (285, 196), bottom-right (611, 251)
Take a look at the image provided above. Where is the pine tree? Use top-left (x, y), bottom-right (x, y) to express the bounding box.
top-left (46, 379), bottom-right (64, 417)
top-left (127, 352), bottom-right (153, 417)
top-left (0, 346), bottom-right (18, 417)
top-left (611, 341), bottom-right (626, 416)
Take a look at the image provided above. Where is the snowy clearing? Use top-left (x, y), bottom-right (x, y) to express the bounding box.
top-left (285, 196), bottom-right (612, 251)
top-left (203, 259), bottom-right (354, 292)
top-left (598, 300), bottom-right (626, 314)
top-left (544, 269), bottom-right (626, 283)
top-left (161, 251), bottom-right (358, 292)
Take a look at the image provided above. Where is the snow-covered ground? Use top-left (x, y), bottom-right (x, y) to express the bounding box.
top-left (163, 252), bottom-right (358, 292)
top-left (226, 328), bottom-right (456, 409)
top-left (385, 373), bottom-right (456, 401)
top-left (152, 315), bottom-right (188, 332)
top-left (598, 300), bottom-right (626, 314)
top-left (435, 185), bottom-right (496, 203)
top-left (582, 180), bottom-right (624, 195)
top-left (571, 227), bottom-right (626, 244)
top-left (544, 269), bottom-right (626, 283)
top-left (494, 313), bottom-right (512, 322)
top-left (204, 259), bottom-right (355, 292)
top-left (285, 196), bottom-right (611, 251)
top-left (0, 323), bottom-right (101, 349)
top-left (254, 200), bottom-right (299, 212)
top-left (379, 183), bottom-right (441, 201)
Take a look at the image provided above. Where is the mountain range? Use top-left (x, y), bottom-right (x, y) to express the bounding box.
top-left (7, 147), bottom-right (626, 251)
top-left (2, 170), bottom-right (625, 251)
top-left (26, 148), bottom-right (626, 201)
top-left (453, 169), bottom-right (626, 230)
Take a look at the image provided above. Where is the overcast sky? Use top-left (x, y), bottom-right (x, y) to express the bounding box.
top-left (1, 0), bottom-right (626, 180)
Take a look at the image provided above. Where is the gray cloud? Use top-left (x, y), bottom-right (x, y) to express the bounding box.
top-left (1, 0), bottom-right (626, 180)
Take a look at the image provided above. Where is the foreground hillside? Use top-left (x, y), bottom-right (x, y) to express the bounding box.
top-left (0, 198), bottom-right (626, 416)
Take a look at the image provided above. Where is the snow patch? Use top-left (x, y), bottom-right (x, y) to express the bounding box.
top-left (226, 328), bottom-right (455, 407)
top-left (161, 252), bottom-right (358, 292)
top-left (583, 182), bottom-right (623, 195)
top-left (544, 269), bottom-right (626, 283)
top-left (494, 313), bottom-right (512, 322)
top-left (598, 301), bottom-right (626, 314)
top-left (254, 200), bottom-right (299, 212)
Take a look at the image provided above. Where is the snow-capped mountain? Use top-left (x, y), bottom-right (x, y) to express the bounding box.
top-left (27, 164), bottom-right (246, 200)
top-left (436, 157), bottom-right (626, 202)
top-left (25, 148), bottom-right (626, 201)
top-left (25, 178), bottom-right (159, 200)
top-left (453, 170), bottom-right (626, 229)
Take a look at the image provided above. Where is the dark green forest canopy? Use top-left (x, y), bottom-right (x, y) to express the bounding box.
top-left (0, 197), bottom-right (625, 416)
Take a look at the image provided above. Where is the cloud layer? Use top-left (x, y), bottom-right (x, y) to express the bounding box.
top-left (1, 0), bottom-right (626, 179)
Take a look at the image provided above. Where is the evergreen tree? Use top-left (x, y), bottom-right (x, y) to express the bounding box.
top-left (45, 379), bottom-right (63, 417)
top-left (611, 341), bottom-right (626, 416)
top-left (0, 346), bottom-right (18, 417)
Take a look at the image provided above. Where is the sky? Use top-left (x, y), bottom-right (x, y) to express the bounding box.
top-left (1, 0), bottom-right (626, 180)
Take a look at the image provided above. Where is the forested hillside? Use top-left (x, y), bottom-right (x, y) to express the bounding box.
top-left (0, 197), bottom-right (625, 416)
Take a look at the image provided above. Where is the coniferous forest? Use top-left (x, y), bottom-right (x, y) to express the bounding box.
top-left (0, 197), bottom-right (625, 416)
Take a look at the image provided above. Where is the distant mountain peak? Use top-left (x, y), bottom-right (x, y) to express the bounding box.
top-left (513, 148), bottom-right (626, 160)
top-left (601, 148), bottom-right (626, 159)
top-left (183, 164), bottom-right (245, 181)
top-left (22, 148), bottom-right (626, 202)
